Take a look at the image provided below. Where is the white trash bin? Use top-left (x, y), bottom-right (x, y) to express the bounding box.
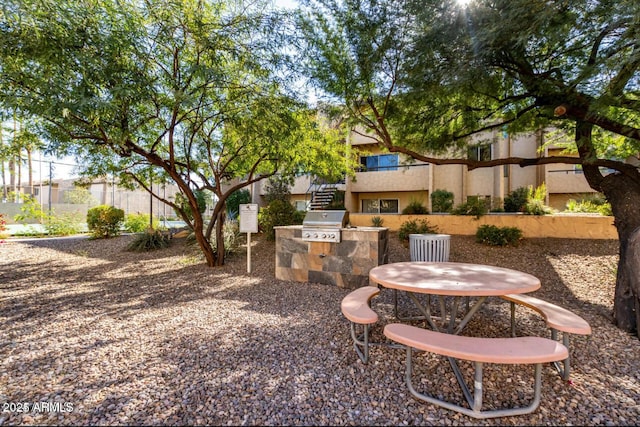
top-left (409, 234), bottom-right (451, 262)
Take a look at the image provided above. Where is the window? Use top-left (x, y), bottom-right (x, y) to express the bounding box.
top-left (360, 154), bottom-right (399, 171)
top-left (362, 199), bottom-right (399, 214)
top-left (295, 200), bottom-right (309, 211)
top-left (467, 145), bottom-right (492, 161)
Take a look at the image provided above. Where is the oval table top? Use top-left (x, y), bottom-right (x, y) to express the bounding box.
top-left (369, 262), bottom-right (540, 297)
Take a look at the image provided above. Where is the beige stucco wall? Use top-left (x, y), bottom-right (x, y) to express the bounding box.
top-left (349, 213), bottom-right (617, 240)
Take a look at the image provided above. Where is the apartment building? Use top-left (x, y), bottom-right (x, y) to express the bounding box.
top-left (265, 128), bottom-right (603, 213)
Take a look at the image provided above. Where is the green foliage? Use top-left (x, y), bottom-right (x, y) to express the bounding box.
top-left (476, 225), bottom-right (523, 247)
top-left (186, 219), bottom-right (242, 258)
top-left (524, 184), bottom-right (553, 215)
top-left (87, 205), bottom-right (124, 239)
top-left (504, 187), bottom-right (529, 213)
top-left (174, 190), bottom-right (207, 222)
top-left (263, 176), bottom-right (295, 204)
top-left (258, 200), bottom-right (305, 241)
top-left (63, 187), bottom-right (98, 205)
top-left (398, 219), bottom-right (439, 242)
top-left (565, 195), bottom-right (612, 216)
top-left (371, 216), bottom-right (384, 227)
top-left (45, 212), bottom-right (83, 236)
top-left (451, 197), bottom-right (489, 219)
top-left (124, 213), bottom-right (158, 233)
top-left (13, 193), bottom-right (82, 236)
top-left (127, 229), bottom-right (171, 252)
top-left (431, 189), bottom-right (454, 213)
top-left (226, 189), bottom-right (251, 219)
top-left (402, 199), bottom-right (429, 215)
top-left (0, 213), bottom-right (7, 239)
top-left (325, 190), bottom-right (346, 210)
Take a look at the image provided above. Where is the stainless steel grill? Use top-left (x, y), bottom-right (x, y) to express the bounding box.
top-left (301, 210), bottom-right (349, 243)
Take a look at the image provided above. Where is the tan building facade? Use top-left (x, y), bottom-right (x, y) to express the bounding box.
top-left (271, 128), bottom-right (607, 214)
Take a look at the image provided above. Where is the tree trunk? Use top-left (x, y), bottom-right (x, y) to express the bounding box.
top-left (214, 209), bottom-right (226, 267)
top-left (576, 120), bottom-right (640, 336)
top-left (601, 173), bottom-right (640, 337)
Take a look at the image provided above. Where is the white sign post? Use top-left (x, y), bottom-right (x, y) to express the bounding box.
top-left (239, 204), bottom-right (259, 273)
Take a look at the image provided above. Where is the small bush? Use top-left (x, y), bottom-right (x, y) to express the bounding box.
top-left (523, 184), bottom-right (553, 215)
top-left (325, 190), bottom-right (346, 210)
top-left (475, 225), bottom-right (523, 246)
top-left (431, 189), bottom-right (454, 213)
top-left (127, 229), bottom-right (171, 252)
top-left (87, 205), bottom-right (125, 239)
top-left (402, 199), bottom-right (429, 215)
top-left (258, 199), bottom-right (305, 241)
top-left (124, 213), bottom-right (158, 233)
top-left (0, 213), bottom-right (7, 239)
top-left (565, 195), bottom-right (612, 216)
top-left (398, 219), bottom-right (439, 242)
top-left (371, 216), bottom-right (384, 227)
top-left (46, 212), bottom-right (83, 236)
top-left (504, 187), bottom-right (529, 213)
top-left (451, 197), bottom-right (488, 219)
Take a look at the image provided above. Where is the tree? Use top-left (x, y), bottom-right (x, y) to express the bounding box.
top-left (297, 0), bottom-right (640, 336)
top-left (0, 0), bottom-right (352, 266)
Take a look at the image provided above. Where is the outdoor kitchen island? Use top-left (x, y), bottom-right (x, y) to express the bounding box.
top-left (274, 211), bottom-right (389, 289)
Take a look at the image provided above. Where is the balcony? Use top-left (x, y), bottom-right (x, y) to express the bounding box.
top-left (546, 169), bottom-right (595, 194)
top-left (350, 164), bottom-right (429, 192)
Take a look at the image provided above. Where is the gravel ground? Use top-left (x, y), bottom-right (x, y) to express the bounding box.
top-left (1, 232), bottom-right (638, 426)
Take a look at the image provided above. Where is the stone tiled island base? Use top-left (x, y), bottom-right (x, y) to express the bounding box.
top-left (275, 226), bottom-right (389, 289)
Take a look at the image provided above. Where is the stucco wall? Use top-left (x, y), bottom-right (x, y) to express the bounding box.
top-left (349, 213), bottom-right (617, 240)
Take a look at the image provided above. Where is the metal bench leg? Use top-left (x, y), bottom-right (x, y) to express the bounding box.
top-left (349, 322), bottom-right (371, 363)
top-left (403, 347), bottom-right (546, 419)
top-left (510, 301), bottom-right (517, 337)
top-left (551, 330), bottom-right (571, 381)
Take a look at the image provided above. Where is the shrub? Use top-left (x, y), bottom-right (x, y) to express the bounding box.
top-left (431, 189), bottom-right (454, 213)
top-left (371, 216), bottom-right (384, 227)
top-left (87, 205), bottom-right (125, 239)
top-left (124, 213), bottom-right (158, 233)
top-left (45, 212), bottom-right (83, 236)
top-left (226, 189), bottom-right (251, 219)
top-left (475, 224), bottom-right (523, 246)
top-left (523, 184), bottom-right (553, 215)
top-left (398, 219), bottom-right (439, 242)
top-left (173, 190), bottom-right (207, 221)
top-left (451, 197), bottom-right (489, 219)
top-left (565, 195), bottom-right (612, 216)
top-left (258, 199), bottom-right (305, 241)
top-left (127, 229), bottom-right (171, 252)
top-left (214, 219), bottom-right (242, 257)
top-left (402, 199), bottom-right (429, 215)
top-left (0, 213), bottom-right (7, 239)
top-left (504, 187), bottom-right (529, 212)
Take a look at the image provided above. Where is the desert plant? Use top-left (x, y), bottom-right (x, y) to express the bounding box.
top-left (371, 216), bottom-right (384, 227)
top-left (504, 187), bottom-right (529, 212)
top-left (87, 205), bottom-right (125, 239)
top-left (451, 196), bottom-right (489, 219)
top-left (431, 189), bottom-right (454, 213)
top-left (398, 218), bottom-right (439, 242)
top-left (524, 184), bottom-right (553, 215)
top-left (127, 229), bottom-right (171, 252)
top-left (475, 224), bottom-right (523, 246)
top-left (124, 213), bottom-right (158, 233)
top-left (402, 199), bottom-right (429, 215)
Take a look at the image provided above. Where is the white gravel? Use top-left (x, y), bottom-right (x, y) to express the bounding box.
top-left (0, 233), bottom-right (638, 426)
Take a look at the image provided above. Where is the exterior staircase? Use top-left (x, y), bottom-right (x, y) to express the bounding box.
top-left (309, 184), bottom-right (338, 210)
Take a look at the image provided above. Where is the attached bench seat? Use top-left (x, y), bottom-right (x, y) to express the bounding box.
top-left (341, 286), bottom-right (380, 363)
top-left (384, 323), bottom-right (568, 419)
top-left (501, 293), bottom-right (591, 380)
